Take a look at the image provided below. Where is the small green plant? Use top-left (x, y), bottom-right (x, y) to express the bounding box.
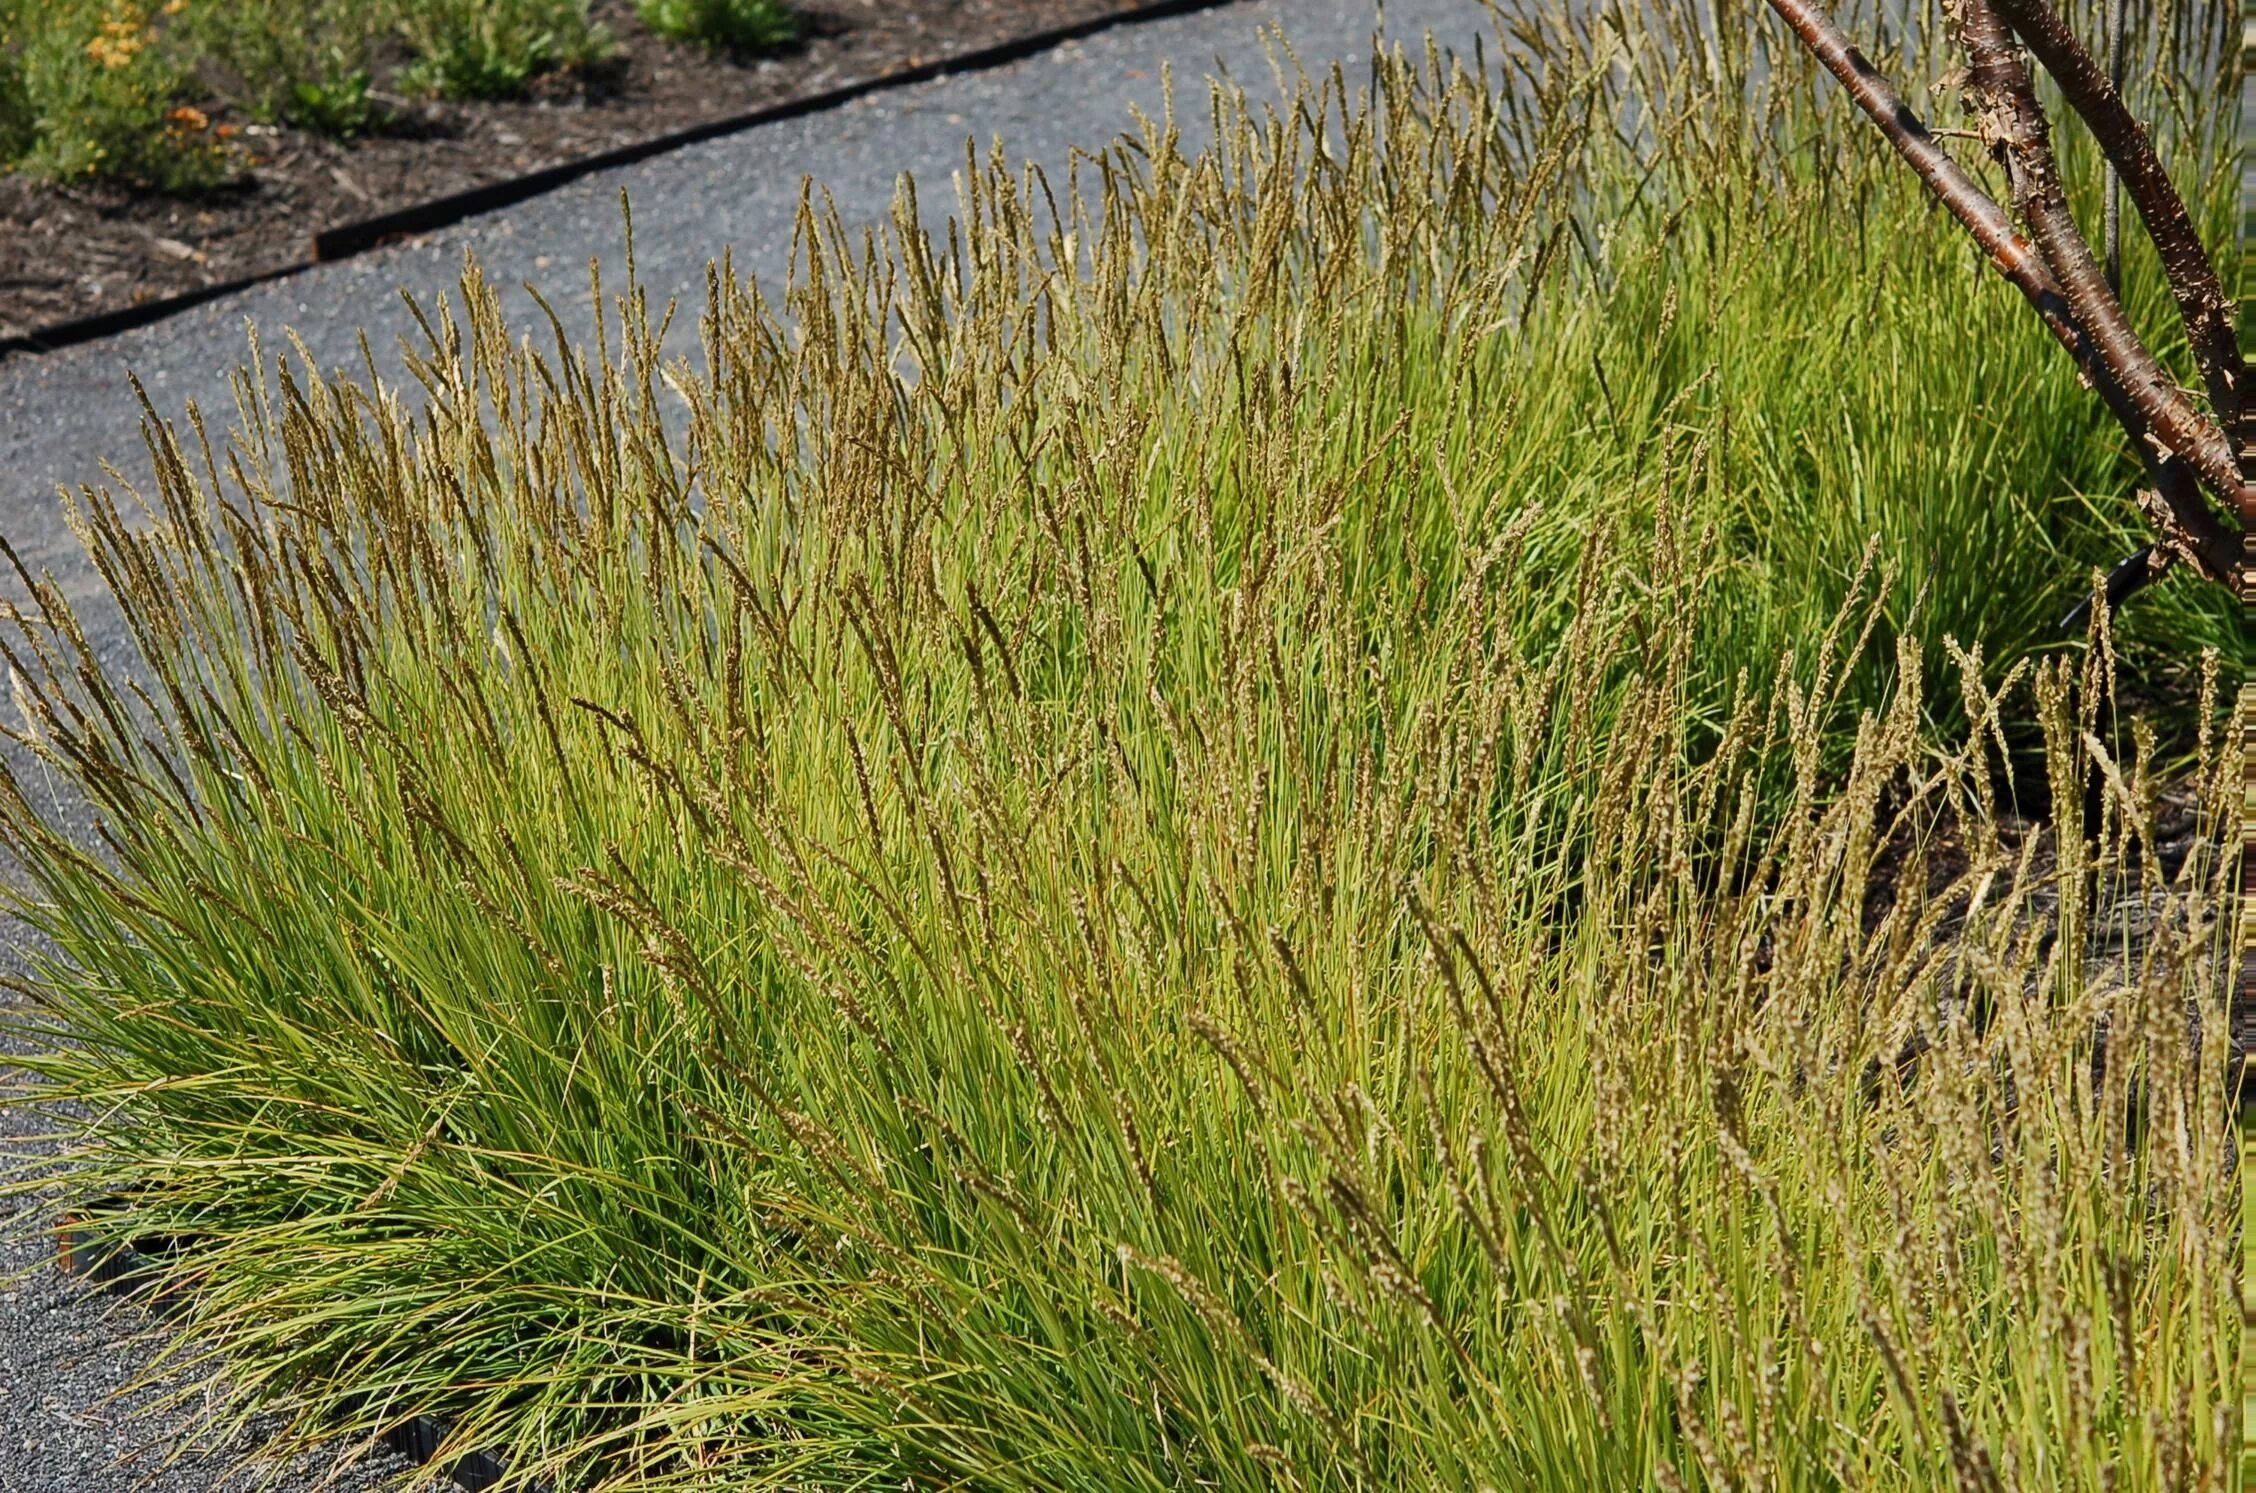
top-left (396, 0), bottom-right (608, 100)
top-left (286, 63), bottom-right (371, 135)
top-left (633, 0), bottom-right (795, 53)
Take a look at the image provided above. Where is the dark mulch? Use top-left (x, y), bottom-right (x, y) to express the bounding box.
top-left (0, 0), bottom-right (1154, 341)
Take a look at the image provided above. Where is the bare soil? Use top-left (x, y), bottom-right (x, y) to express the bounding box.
top-left (0, 0), bottom-right (1152, 340)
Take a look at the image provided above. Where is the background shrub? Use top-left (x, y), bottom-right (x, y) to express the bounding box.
top-left (633, 0), bottom-right (797, 52)
top-left (394, 0), bottom-right (609, 99)
top-left (0, 4), bottom-right (29, 160)
top-left (171, 0), bottom-right (386, 130)
top-left (2, 0), bottom-right (223, 188)
top-left (0, 56), bottom-right (28, 164)
top-left (0, 0), bottom-right (803, 179)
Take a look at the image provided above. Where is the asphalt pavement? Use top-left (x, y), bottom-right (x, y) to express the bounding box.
top-left (0, 1), bottom-right (1490, 1488)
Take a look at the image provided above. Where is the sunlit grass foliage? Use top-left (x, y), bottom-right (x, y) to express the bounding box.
top-left (0, 0), bottom-right (2241, 1486)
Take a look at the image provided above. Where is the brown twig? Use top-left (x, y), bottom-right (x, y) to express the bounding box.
top-left (1988, 0), bottom-right (2241, 432)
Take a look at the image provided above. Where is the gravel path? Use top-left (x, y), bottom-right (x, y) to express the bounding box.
top-left (0, 2), bottom-right (1490, 1487)
top-left (0, 1106), bottom-right (422, 1492)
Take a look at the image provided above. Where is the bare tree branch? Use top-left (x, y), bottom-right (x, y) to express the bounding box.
top-left (1760, 0), bottom-right (2242, 581)
top-left (1956, 0), bottom-right (2237, 501)
top-left (1988, 0), bottom-right (2241, 429)
top-left (1761, 0), bottom-right (2070, 339)
top-left (2099, 0), bottom-right (2123, 293)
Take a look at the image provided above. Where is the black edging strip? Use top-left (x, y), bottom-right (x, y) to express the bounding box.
top-left (56, 1219), bottom-right (529, 1492)
top-left (0, 265), bottom-right (318, 360)
top-left (0, 0), bottom-right (1236, 361)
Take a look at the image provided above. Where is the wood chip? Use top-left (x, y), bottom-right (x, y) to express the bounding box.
top-left (149, 237), bottom-right (207, 265)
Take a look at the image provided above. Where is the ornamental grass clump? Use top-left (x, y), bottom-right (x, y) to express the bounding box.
top-left (0, 2), bottom-right (2240, 1488)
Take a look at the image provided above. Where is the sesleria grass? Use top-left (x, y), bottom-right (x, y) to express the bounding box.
top-left (0, 1), bottom-right (2241, 1487)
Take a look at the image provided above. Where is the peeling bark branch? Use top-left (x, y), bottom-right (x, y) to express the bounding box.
top-left (2138, 473), bottom-right (2244, 589)
top-left (1760, 0), bottom-right (2244, 584)
top-left (1761, 0), bottom-right (2070, 340)
top-left (2099, 0), bottom-right (2123, 293)
top-left (1956, 0), bottom-right (2237, 501)
top-left (1988, 0), bottom-right (2241, 429)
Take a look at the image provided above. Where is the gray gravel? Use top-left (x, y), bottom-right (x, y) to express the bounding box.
top-left (0, 1132), bottom-right (423, 1493)
top-left (0, 1), bottom-right (1492, 1487)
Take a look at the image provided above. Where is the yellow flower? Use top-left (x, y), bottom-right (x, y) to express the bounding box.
top-left (162, 0), bottom-right (188, 12)
top-left (84, 8), bottom-right (151, 69)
